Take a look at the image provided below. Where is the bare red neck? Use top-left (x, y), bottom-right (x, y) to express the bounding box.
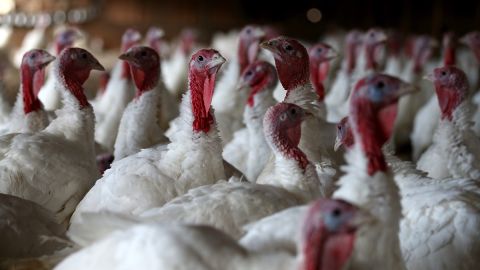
top-left (365, 44), bottom-right (378, 71)
top-left (130, 64), bottom-right (159, 99)
top-left (275, 58), bottom-right (309, 92)
top-left (310, 61), bottom-right (329, 101)
top-left (351, 98), bottom-right (388, 175)
top-left (20, 65), bottom-right (43, 114)
top-left (189, 71), bottom-right (216, 133)
top-left (443, 46), bottom-right (456, 67)
top-left (435, 84), bottom-right (466, 121)
top-left (270, 125), bottom-right (309, 171)
top-left (346, 43), bottom-right (357, 74)
top-left (247, 74), bottom-right (274, 107)
top-left (58, 62), bottom-right (90, 109)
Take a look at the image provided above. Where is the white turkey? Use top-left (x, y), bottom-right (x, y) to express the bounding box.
top-left (71, 49), bottom-right (227, 221)
top-left (212, 25), bottom-right (265, 144)
top-left (38, 27), bottom-right (82, 111)
top-left (112, 46), bottom-right (168, 161)
top-left (58, 198), bottom-right (371, 270)
top-left (0, 48), bottom-right (104, 224)
top-left (222, 60), bottom-right (278, 181)
top-left (0, 49), bottom-right (55, 135)
top-left (258, 36), bottom-right (342, 196)
top-left (94, 28), bottom-right (141, 152)
top-left (137, 102), bottom-right (324, 238)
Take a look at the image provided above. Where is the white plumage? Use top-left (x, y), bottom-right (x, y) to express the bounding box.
top-left (0, 48), bottom-right (102, 224)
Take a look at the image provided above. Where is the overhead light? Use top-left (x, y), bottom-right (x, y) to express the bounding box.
top-left (306, 8), bottom-right (322, 23)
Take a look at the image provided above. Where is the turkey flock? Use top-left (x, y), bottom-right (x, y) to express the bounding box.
top-left (0, 22), bottom-right (480, 270)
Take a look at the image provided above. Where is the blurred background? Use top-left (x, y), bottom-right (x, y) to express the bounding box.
top-left (2, 0), bottom-right (480, 48)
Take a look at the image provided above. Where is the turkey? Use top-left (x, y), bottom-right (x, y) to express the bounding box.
top-left (145, 26), bottom-right (179, 128)
top-left (0, 193), bottom-right (69, 259)
top-left (308, 42), bottom-right (338, 102)
top-left (58, 198), bottom-right (371, 270)
top-left (222, 60), bottom-right (278, 181)
top-left (0, 48), bottom-right (104, 224)
top-left (460, 31), bottom-right (480, 135)
top-left (94, 28), bottom-right (141, 152)
top-left (212, 25), bottom-right (265, 145)
top-left (137, 102), bottom-right (324, 238)
top-left (393, 35), bottom-right (437, 151)
top-left (38, 27), bottom-right (82, 111)
top-left (71, 49), bottom-right (227, 221)
top-left (411, 32), bottom-right (456, 160)
top-left (328, 28), bottom-right (388, 122)
top-left (112, 46), bottom-right (168, 161)
top-left (162, 29), bottom-right (198, 100)
top-left (336, 75), bottom-right (480, 270)
top-left (333, 73), bottom-right (413, 270)
top-left (258, 36), bottom-right (342, 196)
top-left (0, 49), bottom-right (55, 135)
top-left (417, 66), bottom-right (480, 179)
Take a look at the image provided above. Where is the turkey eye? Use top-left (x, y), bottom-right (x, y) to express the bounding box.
top-left (337, 125), bottom-right (342, 131)
top-left (197, 55), bottom-right (204, 62)
top-left (370, 32), bottom-right (375, 38)
top-left (332, 208), bottom-right (341, 217)
top-left (80, 52), bottom-right (87, 59)
top-left (279, 113), bottom-right (287, 121)
top-left (376, 81), bottom-right (385, 89)
top-left (246, 28), bottom-right (252, 34)
top-left (285, 44), bottom-right (293, 51)
top-left (441, 71), bottom-right (446, 76)
top-left (141, 51), bottom-right (147, 57)
top-left (317, 47), bottom-right (323, 53)
top-left (290, 108), bottom-right (297, 115)
top-left (30, 53), bottom-right (36, 59)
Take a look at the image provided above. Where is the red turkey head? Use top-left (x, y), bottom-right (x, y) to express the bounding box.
top-left (58, 48), bottom-right (104, 108)
top-left (119, 46), bottom-right (160, 97)
top-left (412, 35), bottom-right (437, 74)
top-left (334, 117), bottom-right (354, 151)
top-left (301, 198), bottom-right (371, 270)
top-left (121, 29), bottom-right (142, 53)
top-left (21, 49), bottom-right (56, 113)
top-left (238, 25), bottom-right (265, 73)
top-left (120, 28), bottom-right (142, 79)
top-left (308, 42), bottom-right (337, 101)
top-left (146, 27), bottom-right (165, 54)
top-left (345, 30), bottom-right (363, 74)
top-left (426, 66), bottom-right (469, 121)
top-left (442, 32), bottom-right (457, 66)
top-left (261, 37), bottom-right (309, 91)
top-left (264, 102), bottom-right (311, 170)
top-left (54, 27), bottom-right (81, 55)
top-left (363, 28), bottom-right (387, 70)
top-left (351, 74), bottom-right (414, 175)
top-left (189, 49), bottom-right (226, 133)
top-left (237, 61), bottom-right (277, 107)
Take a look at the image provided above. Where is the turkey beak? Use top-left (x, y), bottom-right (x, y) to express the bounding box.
top-left (379, 32), bottom-right (388, 43)
top-left (118, 52), bottom-right (133, 62)
top-left (349, 208), bottom-right (375, 229)
top-left (423, 72), bottom-right (435, 82)
top-left (395, 81), bottom-right (417, 98)
top-left (260, 40), bottom-right (278, 53)
top-left (40, 53), bottom-right (56, 68)
top-left (325, 48), bottom-right (338, 61)
top-left (236, 79), bottom-right (249, 91)
top-left (90, 58), bottom-right (105, 71)
top-left (206, 53), bottom-right (226, 75)
top-left (334, 137), bottom-right (342, 152)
